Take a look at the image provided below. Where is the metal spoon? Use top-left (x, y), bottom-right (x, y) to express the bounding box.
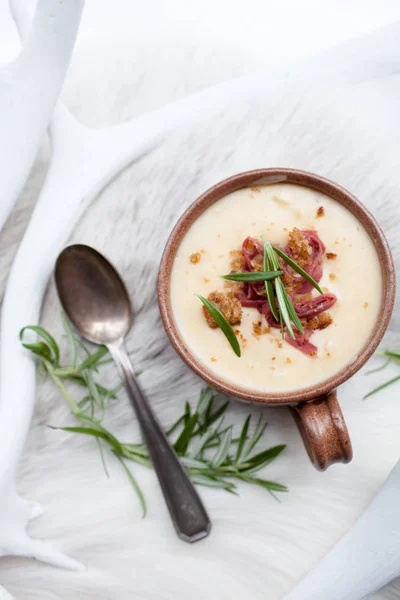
top-left (55, 244), bottom-right (211, 543)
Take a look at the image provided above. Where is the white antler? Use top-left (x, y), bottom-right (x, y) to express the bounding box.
top-left (285, 460), bottom-right (400, 600)
top-left (0, 0), bottom-right (85, 576)
top-left (0, 0), bottom-right (84, 231)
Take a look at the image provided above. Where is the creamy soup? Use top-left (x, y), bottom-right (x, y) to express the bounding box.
top-left (170, 184), bottom-right (382, 393)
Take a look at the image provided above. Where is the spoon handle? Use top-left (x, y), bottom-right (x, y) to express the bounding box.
top-left (108, 342), bottom-right (211, 543)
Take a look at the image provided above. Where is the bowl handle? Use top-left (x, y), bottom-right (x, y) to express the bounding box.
top-left (290, 390), bottom-right (353, 470)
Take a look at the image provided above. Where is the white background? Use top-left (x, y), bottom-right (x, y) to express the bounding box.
top-left (1, 0), bottom-right (400, 63)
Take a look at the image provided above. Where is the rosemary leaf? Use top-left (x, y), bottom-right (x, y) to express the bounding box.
top-left (197, 295), bottom-right (241, 357)
top-left (22, 317), bottom-right (288, 514)
top-left (365, 358), bottom-right (392, 375)
top-left (283, 287), bottom-right (304, 334)
top-left (188, 421), bottom-right (223, 459)
top-left (203, 400), bottom-right (229, 430)
top-left (174, 414), bottom-right (197, 454)
top-left (113, 452), bottom-right (147, 518)
top-left (165, 414), bottom-right (186, 437)
top-left (96, 438), bottom-right (110, 478)
top-left (275, 279), bottom-right (295, 339)
top-left (241, 444), bottom-right (286, 471)
top-left (77, 347), bottom-right (108, 371)
top-left (364, 375), bottom-right (400, 399)
top-left (21, 341), bottom-right (53, 362)
top-left (263, 242), bottom-right (279, 321)
top-left (239, 475), bottom-right (288, 493)
top-left (53, 425), bottom-right (123, 454)
top-left (190, 475), bottom-right (238, 493)
top-left (179, 456), bottom-right (208, 469)
top-left (380, 350), bottom-right (400, 360)
top-left (235, 415), bottom-right (251, 462)
top-left (272, 245), bottom-right (323, 294)
top-left (243, 415), bottom-right (267, 458)
top-left (221, 271), bottom-right (282, 282)
top-left (20, 325), bottom-right (60, 365)
top-left (196, 387), bottom-right (214, 416)
top-left (61, 312), bottom-right (77, 368)
top-left (212, 427), bottom-right (232, 467)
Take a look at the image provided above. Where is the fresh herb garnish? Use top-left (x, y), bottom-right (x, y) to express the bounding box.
top-left (20, 320), bottom-right (288, 514)
top-left (263, 242), bottom-right (279, 321)
top-left (272, 245), bottom-right (323, 295)
top-left (221, 271), bottom-right (282, 282)
top-left (364, 349), bottom-right (400, 398)
top-left (197, 295), bottom-right (241, 357)
top-left (264, 241), bottom-right (304, 339)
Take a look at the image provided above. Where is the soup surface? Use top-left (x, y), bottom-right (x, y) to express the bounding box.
top-left (170, 183), bottom-right (382, 393)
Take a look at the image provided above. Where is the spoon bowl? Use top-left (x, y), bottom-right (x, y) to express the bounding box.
top-left (55, 245), bottom-right (132, 345)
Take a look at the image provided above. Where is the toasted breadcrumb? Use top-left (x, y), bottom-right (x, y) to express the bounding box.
top-left (329, 273), bottom-right (336, 281)
top-left (251, 186), bottom-right (261, 193)
top-left (203, 291), bottom-right (242, 329)
top-left (252, 321), bottom-right (270, 338)
top-left (229, 249), bottom-right (246, 271)
top-left (285, 357), bottom-right (292, 364)
top-left (326, 252), bottom-right (337, 260)
top-left (316, 206), bottom-right (325, 218)
top-left (307, 313), bottom-right (333, 330)
top-left (363, 301), bottom-right (369, 309)
top-left (288, 228), bottom-right (312, 267)
top-left (224, 280), bottom-right (244, 296)
top-left (210, 357), bottom-right (217, 362)
top-left (250, 254), bottom-right (264, 271)
top-left (296, 293), bottom-right (312, 303)
top-left (203, 277), bottom-right (210, 283)
top-left (190, 252), bottom-right (201, 264)
top-left (252, 321), bottom-right (262, 337)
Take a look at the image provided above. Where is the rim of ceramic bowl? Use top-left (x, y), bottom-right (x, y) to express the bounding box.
top-left (158, 168), bottom-right (396, 405)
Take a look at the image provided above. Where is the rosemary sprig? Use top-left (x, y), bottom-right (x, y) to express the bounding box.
top-left (264, 241), bottom-right (304, 339)
top-left (197, 294), bottom-right (241, 357)
top-left (263, 241), bottom-right (279, 321)
top-left (20, 317), bottom-right (287, 515)
top-left (364, 349), bottom-right (400, 398)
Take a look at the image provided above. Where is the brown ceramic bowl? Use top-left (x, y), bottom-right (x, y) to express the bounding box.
top-left (158, 168), bottom-right (396, 470)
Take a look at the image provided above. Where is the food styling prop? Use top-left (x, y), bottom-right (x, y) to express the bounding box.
top-left (54, 244), bottom-right (211, 543)
top-left (285, 459), bottom-right (400, 600)
top-left (0, 0), bottom-right (85, 573)
top-left (19, 320), bottom-right (288, 511)
top-left (158, 168), bottom-right (395, 471)
top-left (0, 0), bottom-right (84, 231)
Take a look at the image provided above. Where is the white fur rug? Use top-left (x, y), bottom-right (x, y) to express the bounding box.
top-left (0, 23), bottom-right (400, 600)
